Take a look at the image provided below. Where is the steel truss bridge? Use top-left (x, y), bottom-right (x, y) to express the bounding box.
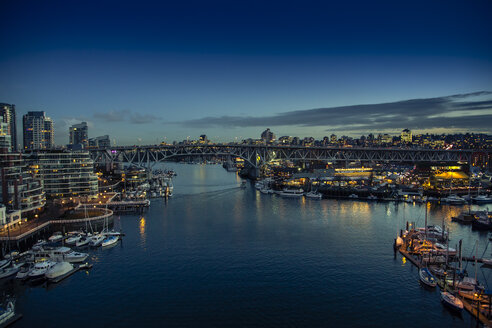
top-left (89, 144), bottom-right (481, 169)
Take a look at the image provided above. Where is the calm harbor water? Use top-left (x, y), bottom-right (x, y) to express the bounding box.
top-left (4, 163), bottom-right (492, 327)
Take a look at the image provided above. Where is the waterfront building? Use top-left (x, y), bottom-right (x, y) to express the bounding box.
top-left (23, 111), bottom-right (54, 150)
top-left (261, 128), bottom-right (276, 143)
top-left (27, 150), bottom-right (98, 199)
top-left (0, 118), bottom-right (12, 151)
top-left (89, 135), bottom-right (111, 148)
top-left (0, 152), bottom-right (46, 218)
top-left (69, 122), bottom-right (88, 148)
top-left (0, 103), bottom-right (17, 151)
top-left (401, 129), bottom-right (412, 143)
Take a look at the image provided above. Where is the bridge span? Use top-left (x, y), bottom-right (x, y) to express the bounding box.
top-left (89, 144), bottom-right (482, 170)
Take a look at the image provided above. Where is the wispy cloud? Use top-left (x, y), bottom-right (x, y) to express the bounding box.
top-left (176, 91), bottom-right (492, 133)
top-left (94, 110), bottom-right (160, 124)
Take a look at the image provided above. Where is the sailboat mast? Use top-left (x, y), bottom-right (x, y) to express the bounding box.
top-left (424, 205), bottom-right (428, 240)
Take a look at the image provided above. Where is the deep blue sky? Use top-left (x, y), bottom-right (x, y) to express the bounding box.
top-left (1, 0), bottom-right (491, 145)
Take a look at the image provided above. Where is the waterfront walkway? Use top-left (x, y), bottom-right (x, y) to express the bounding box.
top-left (0, 208), bottom-right (113, 242)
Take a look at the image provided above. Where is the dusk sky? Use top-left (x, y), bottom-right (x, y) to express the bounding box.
top-left (1, 0), bottom-right (491, 146)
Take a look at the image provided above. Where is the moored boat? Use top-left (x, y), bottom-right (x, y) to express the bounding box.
top-left (0, 264), bottom-right (21, 280)
top-left (65, 234), bottom-right (82, 245)
top-left (48, 232), bottom-right (63, 242)
top-left (89, 234), bottom-right (105, 247)
top-left (473, 194), bottom-right (492, 204)
top-left (278, 188), bottom-right (304, 198)
top-left (28, 260), bottom-right (57, 281)
top-left (419, 267), bottom-right (437, 287)
top-left (45, 262), bottom-right (74, 280)
top-left (15, 263), bottom-right (34, 280)
top-left (101, 236), bottom-right (119, 247)
top-left (305, 191), bottom-right (322, 199)
top-left (0, 300), bottom-right (15, 325)
top-left (440, 292), bottom-right (463, 312)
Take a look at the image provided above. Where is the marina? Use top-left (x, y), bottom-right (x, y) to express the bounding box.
top-left (0, 163), bottom-right (490, 327)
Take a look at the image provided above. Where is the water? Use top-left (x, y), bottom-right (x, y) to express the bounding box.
top-left (3, 163), bottom-right (492, 327)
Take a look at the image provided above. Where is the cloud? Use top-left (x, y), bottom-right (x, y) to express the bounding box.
top-left (94, 110), bottom-right (128, 122)
top-left (176, 91), bottom-right (492, 133)
top-left (93, 110), bottom-right (160, 124)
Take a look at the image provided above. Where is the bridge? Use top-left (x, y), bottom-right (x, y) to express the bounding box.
top-left (89, 144), bottom-right (483, 171)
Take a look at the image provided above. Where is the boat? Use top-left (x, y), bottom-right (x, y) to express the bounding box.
top-left (419, 267), bottom-right (437, 287)
top-left (440, 292), bottom-right (463, 312)
top-left (28, 260), bottom-right (57, 281)
top-left (455, 277), bottom-right (483, 291)
top-left (0, 259), bottom-right (11, 270)
top-left (89, 234), bottom-right (105, 247)
top-left (441, 194), bottom-right (466, 205)
top-left (0, 300), bottom-right (15, 326)
top-left (65, 234), bottom-right (82, 245)
top-left (15, 262), bottom-right (34, 280)
top-left (472, 214), bottom-right (492, 230)
top-left (482, 258), bottom-right (492, 266)
top-left (103, 230), bottom-right (123, 237)
top-left (278, 188), bottom-right (304, 198)
top-left (458, 290), bottom-right (490, 303)
top-left (305, 191), bottom-right (322, 199)
top-left (451, 212), bottom-right (474, 224)
top-left (367, 194), bottom-right (378, 201)
top-left (33, 239), bottom-right (47, 248)
top-left (0, 264), bottom-right (21, 279)
top-left (75, 234), bottom-right (92, 247)
top-left (101, 236), bottom-right (119, 247)
top-left (48, 231), bottom-right (64, 242)
top-left (28, 246), bottom-right (89, 263)
top-left (260, 187), bottom-right (273, 194)
top-left (474, 194), bottom-right (492, 203)
top-left (45, 262), bottom-right (74, 280)
top-left (348, 194), bottom-right (358, 199)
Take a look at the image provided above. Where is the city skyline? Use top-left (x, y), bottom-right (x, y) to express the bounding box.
top-left (1, 0), bottom-right (491, 145)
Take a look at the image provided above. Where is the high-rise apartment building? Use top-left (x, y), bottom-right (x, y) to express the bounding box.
top-left (0, 103), bottom-right (17, 151)
top-left (27, 150), bottom-right (98, 199)
top-left (0, 118), bottom-right (12, 152)
top-left (23, 111), bottom-right (54, 150)
top-left (261, 128), bottom-right (276, 143)
top-left (401, 129), bottom-right (412, 143)
top-left (69, 122), bottom-right (88, 147)
top-left (88, 135), bottom-right (110, 148)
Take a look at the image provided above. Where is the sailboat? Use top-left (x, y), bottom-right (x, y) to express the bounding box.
top-left (440, 292), bottom-right (463, 312)
top-left (419, 267), bottom-right (437, 287)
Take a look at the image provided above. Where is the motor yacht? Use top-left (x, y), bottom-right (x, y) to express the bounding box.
top-left (0, 300), bottom-right (15, 326)
top-left (0, 264), bottom-right (21, 279)
top-left (28, 246), bottom-right (88, 263)
top-left (45, 262), bottom-right (74, 280)
top-left (278, 188), bottom-right (304, 198)
top-left (65, 234), bottom-right (82, 245)
top-left (474, 194), bottom-right (492, 204)
top-left (305, 191), bottom-right (322, 199)
top-left (441, 194), bottom-right (466, 204)
top-left (28, 260), bottom-right (57, 281)
top-left (48, 232), bottom-right (64, 242)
